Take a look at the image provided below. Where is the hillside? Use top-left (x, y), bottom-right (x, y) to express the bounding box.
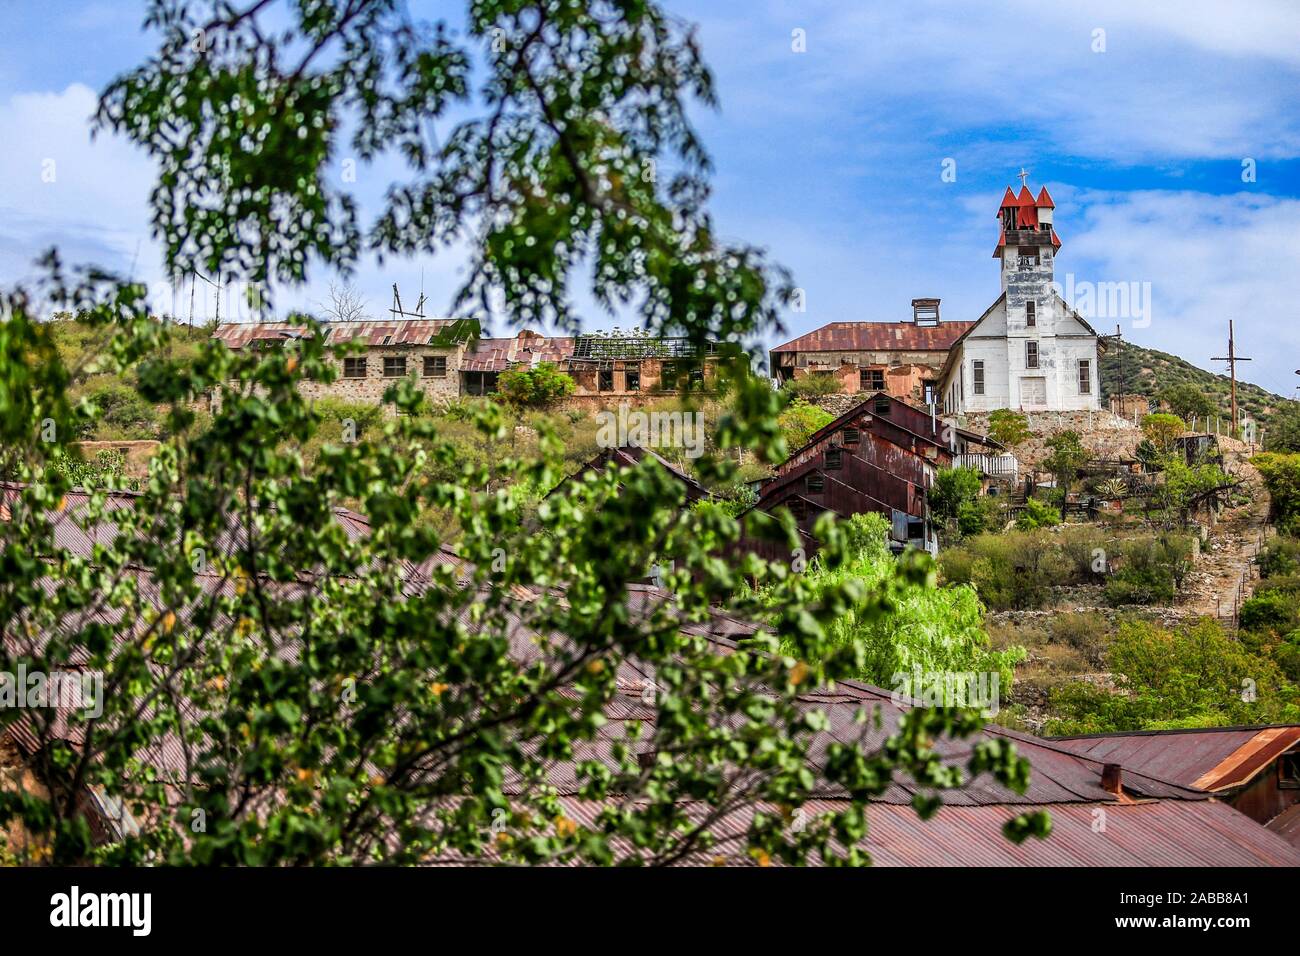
top-left (1100, 340), bottom-right (1289, 429)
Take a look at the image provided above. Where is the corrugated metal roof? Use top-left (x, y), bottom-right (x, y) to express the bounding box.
top-left (771, 321), bottom-right (974, 354)
top-left (213, 320), bottom-right (470, 349)
top-left (1267, 803), bottom-right (1300, 849)
top-left (426, 797), bottom-right (1300, 867)
top-left (1051, 726), bottom-right (1300, 792)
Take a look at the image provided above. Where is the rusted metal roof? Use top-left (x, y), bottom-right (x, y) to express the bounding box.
top-left (771, 321), bottom-right (975, 354)
top-left (460, 334), bottom-right (577, 372)
top-left (1051, 726), bottom-right (1300, 792)
top-left (426, 797), bottom-right (1300, 867)
top-left (1267, 803), bottom-right (1300, 849)
top-left (213, 319), bottom-right (474, 350)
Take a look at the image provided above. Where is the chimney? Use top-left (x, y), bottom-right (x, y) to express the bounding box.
top-left (1101, 763), bottom-right (1123, 794)
top-left (912, 298), bottom-right (940, 326)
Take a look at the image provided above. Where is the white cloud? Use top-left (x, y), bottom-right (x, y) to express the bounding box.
top-left (1051, 188), bottom-right (1300, 394)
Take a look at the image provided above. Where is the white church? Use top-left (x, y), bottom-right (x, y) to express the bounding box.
top-left (938, 177), bottom-right (1101, 414)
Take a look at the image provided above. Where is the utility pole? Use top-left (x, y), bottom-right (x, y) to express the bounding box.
top-left (1211, 320), bottom-right (1252, 438)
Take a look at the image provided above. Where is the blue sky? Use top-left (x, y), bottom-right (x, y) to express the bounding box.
top-left (2, 0), bottom-right (1299, 394)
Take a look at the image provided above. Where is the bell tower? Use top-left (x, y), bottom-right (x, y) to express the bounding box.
top-left (995, 173), bottom-right (1059, 335)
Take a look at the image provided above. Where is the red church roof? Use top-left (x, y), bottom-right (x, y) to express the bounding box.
top-left (1036, 186), bottom-right (1055, 208)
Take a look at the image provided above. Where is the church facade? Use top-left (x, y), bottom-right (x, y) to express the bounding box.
top-left (937, 181), bottom-right (1101, 414)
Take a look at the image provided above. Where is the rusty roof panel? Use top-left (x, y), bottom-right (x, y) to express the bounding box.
top-left (214, 320), bottom-right (466, 350)
top-left (771, 321), bottom-right (975, 354)
top-left (1051, 726), bottom-right (1300, 792)
top-left (1266, 804), bottom-right (1300, 849)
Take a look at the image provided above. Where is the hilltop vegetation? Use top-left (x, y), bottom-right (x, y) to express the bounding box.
top-left (1100, 340), bottom-right (1288, 430)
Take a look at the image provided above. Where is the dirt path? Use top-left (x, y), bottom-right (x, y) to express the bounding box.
top-left (1177, 443), bottom-right (1270, 620)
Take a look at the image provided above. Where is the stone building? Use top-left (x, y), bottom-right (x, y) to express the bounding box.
top-left (937, 181), bottom-right (1101, 414)
top-left (213, 321), bottom-right (728, 404)
top-left (213, 318), bottom-right (480, 404)
top-left (768, 298), bottom-right (972, 406)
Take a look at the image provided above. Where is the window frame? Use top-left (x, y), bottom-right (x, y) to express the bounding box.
top-left (1025, 301), bottom-right (1036, 327)
top-left (1026, 341), bottom-right (1039, 369)
top-left (972, 360), bottom-right (985, 395)
top-left (1078, 359), bottom-right (1092, 395)
top-left (383, 355), bottom-right (407, 378)
top-left (343, 357), bottom-right (367, 379)
top-left (806, 474), bottom-right (825, 493)
top-left (423, 355), bottom-right (447, 378)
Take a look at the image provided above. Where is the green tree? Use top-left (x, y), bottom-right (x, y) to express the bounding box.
top-left (0, 0), bottom-right (1047, 866)
top-left (986, 409), bottom-right (1031, 447)
top-left (1141, 413), bottom-right (1187, 454)
top-left (1042, 430), bottom-right (1087, 507)
top-left (1157, 384), bottom-right (1216, 424)
top-left (929, 466), bottom-right (982, 540)
top-left (776, 397), bottom-right (833, 452)
top-left (497, 361), bottom-right (576, 408)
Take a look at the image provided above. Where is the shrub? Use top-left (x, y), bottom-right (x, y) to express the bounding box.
top-left (1239, 591), bottom-right (1300, 636)
top-left (1102, 536), bottom-right (1192, 607)
top-left (1255, 453), bottom-right (1300, 534)
top-left (781, 373), bottom-right (843, 399)
top-left (496, 362), bottom-right (576, 408)
top-left (777, 398), bottom-right (833, 451)
top-left (1049, 611), bottom-right (1110, 666)
top-left (1046, 618), bottom-right (1297, 733)
top-left (78, 377), bottom-right (158, 439)
top-left (1259, 537), bottom-right (1300, 578)
top-left (1016, 496), bottom-right (1061, 530)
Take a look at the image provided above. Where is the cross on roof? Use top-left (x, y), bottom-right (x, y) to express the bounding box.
top-left (1017, 167), bottom-right (1030, 187)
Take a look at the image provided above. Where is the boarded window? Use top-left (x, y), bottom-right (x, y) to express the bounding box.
top-left (343, 357), bottom-right (367, 379)
top-left (1025, 301), bottom-right (1036, 327)
top-left (825, 448), bottom-right (843, 469)
top-left (806, 474), bottom-right (824, 493)
top-left (842, 426), bottom-right (860, 445)
top-left (383, 356), bottom-right (407, 377)
top-left (1078, 359), bottom-right (1091, 394)
top-left (873, 394), bottom-right (891, 415)
top-left (423, 355), bottom-right (447, 377)
top-left (860, 368), bottom-right (885, 391)
top-left (973, 360), bottom-right (985, 395)
top-left (1026, 341), bottom-right (1039, 368)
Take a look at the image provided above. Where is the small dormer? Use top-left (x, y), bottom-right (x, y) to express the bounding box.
top-left (911, 298), bottom-right (940, 326)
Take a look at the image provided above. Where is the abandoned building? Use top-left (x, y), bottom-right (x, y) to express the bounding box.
top-left (938, 181), bottom-right (1102, 413)
top-left (752, 392), bottom-right (999, 555)
top-left (213, 322), bottom-right (727, 404)
top-left (768, 298), bottom-right (972, 405)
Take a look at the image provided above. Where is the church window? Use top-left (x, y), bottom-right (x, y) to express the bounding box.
top-left (973, 361), bottom-right (985, 395)
top-left (1026, 342), bottom-right (1039, 369)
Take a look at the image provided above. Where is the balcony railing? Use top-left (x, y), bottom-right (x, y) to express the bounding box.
top-left (954, 453), bottom-right (1019, 478)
